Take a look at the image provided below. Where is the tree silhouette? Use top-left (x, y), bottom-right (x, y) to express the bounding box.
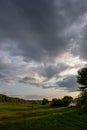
top-left (77, 67), bottom-right (87, 89)
top-left (42, 98), bottom-right (49, 105)
top-left (77, 67), bottom-right (87, 109)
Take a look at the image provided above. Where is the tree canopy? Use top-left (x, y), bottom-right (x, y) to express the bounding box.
top-left (77, 67), bottom-right (87, 89)
top-left (77, 67), bottom-right (87, 109)
top-left (42, 98), bottom-right (49, 105)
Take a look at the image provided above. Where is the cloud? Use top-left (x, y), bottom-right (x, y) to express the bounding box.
top-left (0, 0), bottom-right (87, 62)
top-left (0, 52), bottom-right (27, 84)
top-left (18, 62), bottom-right (70, 86)
top-left (0, 50), bottom-right (69, 87)
top-left (42, 74), bottom-right (79, 91)
top-left (0, 0), bottom-right (81, 62)
top-left (36, 63), bottom-right (69, 79)
top-left (63, 12), bottom-right (87, 61)
top-left (56, 75), bottom-right (78, 91)
top-left (0, 0), bottom-right (87, 94)
top-left (19, 76), bottom-right (40, 86)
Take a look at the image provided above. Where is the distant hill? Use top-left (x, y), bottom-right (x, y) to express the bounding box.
top-left (0, 94), bottom-right (41, 104)
top-left (0, 94), bottom-right (27, 103)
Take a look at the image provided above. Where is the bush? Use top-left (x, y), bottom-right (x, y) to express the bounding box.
top-left (42, 98), bottom-right (49, 105)
top-left (62, 96), bottom-right (73, 107)
top-left (51, 96), bottom-right (73, 107)
top-left (51, 98), bottom-right (64, 107)
top-left (77, 89), bottom-right (87, 108)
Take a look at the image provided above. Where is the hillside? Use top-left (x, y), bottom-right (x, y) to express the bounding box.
top-left (0, 94), bottom-right (27, 103)
top-left (0, 94), bottom-right (41, 104)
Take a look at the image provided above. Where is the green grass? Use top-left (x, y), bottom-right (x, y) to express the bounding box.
top-left (0, 103), bottom-right (87, 130)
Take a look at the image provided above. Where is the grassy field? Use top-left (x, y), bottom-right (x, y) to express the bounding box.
top-left (0, 103), bottom-right (87, 130)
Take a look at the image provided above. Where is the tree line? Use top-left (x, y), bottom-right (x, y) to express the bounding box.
top-left (0, 94), bottom-right (28, 103)
top-left (42, 96), bottom-right (73, 107)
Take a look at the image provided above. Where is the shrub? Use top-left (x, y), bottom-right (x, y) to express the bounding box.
top-left (51, 98), bottom-right (63, 107)
top-left (62, 96), bottom-right (73, 107)
top-left (51, 96), bottom-right (73, 107)
top-left (77, 89), bottom-right (87, 108)
top-left (42, 98), bottom-right (49, 105)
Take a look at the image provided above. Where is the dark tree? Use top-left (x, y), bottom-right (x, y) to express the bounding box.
top-left (42, 98), bottom-right (49, 105)
top-left (51, 97), bottom-right (73, 107)
top-left (77, 67), bottom-right (87, 89)
top-left (77, 67), bottom-right (87, 109)
top-left (62, 96), bottom-right (73, 106)
top-left (51, 98), bottom-right (63, 107)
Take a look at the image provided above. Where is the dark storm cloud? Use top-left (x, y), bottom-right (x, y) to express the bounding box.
top-left (0, 73), bottom-right (5, 79)
top-left (18, 62), bottom-right (69, 86)
top-left (37, 63), bottom-right (70, 79)
top-left (0, 0), bottom-right (59, 61)
top-left (0, 53), bottom-right (27, 83)
top-left (0, 58), bottom-right (16, 83)
top-left (56, 75), bottom-right (78, 91)
top-left (42, 74), bottom-right (78, 91)
top-left (0, 0), bottom-right (87, 92)
top-left (1, 0), bottom-right (87, 61)
top-left (0, 50), bottom-right (70, 86)
top-left (19, 77), bottom-right (38, 85)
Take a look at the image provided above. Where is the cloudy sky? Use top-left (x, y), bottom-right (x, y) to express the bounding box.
top-left (0, 0), bottom-right (87, 100)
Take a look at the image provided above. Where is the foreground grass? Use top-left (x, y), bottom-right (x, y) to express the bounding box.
top-left (0, 103), bottom-right (87, 130)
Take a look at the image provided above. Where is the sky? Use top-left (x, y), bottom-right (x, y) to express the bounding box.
top-left (0, 0), bottom-right (87, 100)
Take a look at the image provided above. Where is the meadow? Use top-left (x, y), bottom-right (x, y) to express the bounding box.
top-left (0, 103), bottom-right (87, 130)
